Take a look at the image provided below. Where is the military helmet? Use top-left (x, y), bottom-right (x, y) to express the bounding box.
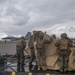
top-left (61, 33), bottom-right (67, 38)
top-left (51, 34), bottom-right (56, 39)
top-left (39, 32), bottom-right (44, 38)
top-left (20, 36), bottom-right (25, 40)
top-left (64, 33), bottom-right (67, 37)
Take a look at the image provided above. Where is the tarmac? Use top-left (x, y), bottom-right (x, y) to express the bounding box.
top-left (0, 41), bottom-right (75, 75)
top-left (0, 71), bottom-right (75, 75)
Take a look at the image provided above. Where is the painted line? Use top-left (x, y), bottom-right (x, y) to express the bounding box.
top-left (28, 72), bottom-right (32, 75)
top-left (12, 72), bottom-right (16, 75)
top-left (46, 73), bottom-right (50, 75)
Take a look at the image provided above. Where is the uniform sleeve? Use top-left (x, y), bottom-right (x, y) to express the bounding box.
top-left (22, 40), bottom-right (26, 49)
top-left (55, 40), bottom-right (60, 47)
top-left (43, 37), bottom-right (52, 44)
top-left (66, 37), bottom-right (73, 43)
top-left (43, 39), bottom-right (51, 44)
top-left (68, 40), bottom-right (73, 47)
top-left (28, 40), bottom-right (30, 47)
top-left (28, 40), bottom-right (32, 48)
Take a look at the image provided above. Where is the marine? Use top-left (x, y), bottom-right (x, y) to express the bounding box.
top-left (16, 36), bottom-right (26, 72)
top-left (28, 35), bottom-right (35, 70)
top-left (36, 32), bottom-right (46, 71)
top-left (55, 33), bottom-right (72, 72)
top-left (51, 34), bottom-right (56, 39)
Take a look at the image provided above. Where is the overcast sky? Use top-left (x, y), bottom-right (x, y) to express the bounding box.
top-left (0, 0), bottom-right (75, 36)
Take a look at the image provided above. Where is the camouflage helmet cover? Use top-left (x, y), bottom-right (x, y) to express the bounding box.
top-left (20, 36), bottom-right (25, 40)
top-left (61, 33), bottom-right (67, 38)
top-left (51, 34), bottom-right (56, 38)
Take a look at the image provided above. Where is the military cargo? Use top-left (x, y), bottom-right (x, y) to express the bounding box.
top-left (26, 31), bottom-right (75, 72)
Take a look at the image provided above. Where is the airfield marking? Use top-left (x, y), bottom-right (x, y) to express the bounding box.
top-left (28, 72), bottom-right (32, 75)
top-left (46, 73), bottom-right (50, 75)
top-left (12, 72), bottom-right (16, 75)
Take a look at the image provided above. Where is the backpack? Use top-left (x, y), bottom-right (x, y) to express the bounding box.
top-left (60, 39), bottom-right (68, 50)
top-left (36, 39), bottom-right (45, 48)
top-left (16, 40), bottom-right (23, 47)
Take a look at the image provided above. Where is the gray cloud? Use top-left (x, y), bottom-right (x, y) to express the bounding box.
top-left (0, 0), bottom-right (75, 36)
top-left (0, 0), bottom-right (7, 4)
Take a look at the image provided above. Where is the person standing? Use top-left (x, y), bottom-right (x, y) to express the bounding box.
top-left (51, 34), bottom-right (56, 39)
top-left (28, 35), bottom-right (35, 70)
top-left (36, 32), bottom-right (47, 71)
top-left (16, 36), bottom-right (26, 72)
top-left (55, 33), bottom-right (72, 72)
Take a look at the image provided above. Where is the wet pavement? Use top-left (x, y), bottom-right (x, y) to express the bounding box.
top-left (0, 72), bottom-right (75, 75)
top-left (0, 58), bottom-right (75, 75)
top-left (0, 58), bottom-right (30, 72)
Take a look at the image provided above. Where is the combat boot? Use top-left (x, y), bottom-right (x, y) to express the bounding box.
top-left (64, 68), bottom-right (68, 72)
top-left (60, 69), bottom-right (63, 72)
top-left (42, 66), bottom-right (47, 71)
top-left (37, 66), bottom-right (40, 71)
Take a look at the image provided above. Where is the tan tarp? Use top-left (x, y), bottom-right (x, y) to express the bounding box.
top-left (26, 31), bottom-right (75, 71)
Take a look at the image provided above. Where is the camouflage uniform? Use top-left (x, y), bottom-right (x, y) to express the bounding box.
top-left (62, 33), bottom-right (73, 43)
top-left (28, 36), bottom-right (35, 67)
top-left (51, 34), bottom-right (56, 39)
top-left (16, 37), bottom-right (26, 72)
top-left (36, 32), bottom-right (47, 71)
top-left (55, 33), bottom-right (72, 72)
